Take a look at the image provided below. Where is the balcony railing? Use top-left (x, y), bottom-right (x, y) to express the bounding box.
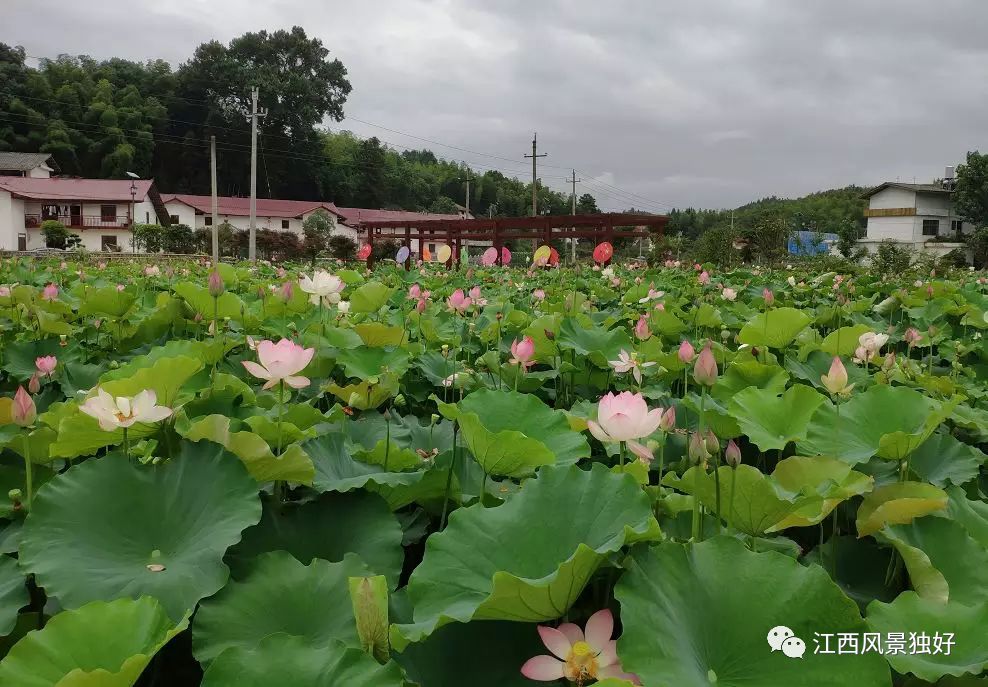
top-left (25, 214), bottom-right (132, 229)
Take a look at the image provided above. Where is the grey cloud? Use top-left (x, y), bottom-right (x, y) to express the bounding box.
top-left (3, 0), bottom-right (987, 211)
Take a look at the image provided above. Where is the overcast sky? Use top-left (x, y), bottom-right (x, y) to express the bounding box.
top-left (4, 0), bottom-right (988, 211)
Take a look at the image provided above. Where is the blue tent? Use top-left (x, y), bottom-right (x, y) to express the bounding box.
top-left (788, 231), bottom-right (837, 255)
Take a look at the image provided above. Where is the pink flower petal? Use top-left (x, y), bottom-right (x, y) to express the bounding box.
top-left (284, 375), bottom-right (311, 389)
top-left (536, 626), bottom-right (573, 660)
top-left (586, 420), bottom-right (611, 443)
top-left (557, 623), bottom-right (585, 645)
top-left (599, 664), bottom-right (642, 684)
top-left (241, 360), bottom-right (271, 380)
top-left (627, 440), bottom-right (653, 463)
top-left (520, 656), bottom-right (565, 681)
top-left (584, 609), bottom-right (614, 651)
top-left (598, 639), bottom-right (619, 667)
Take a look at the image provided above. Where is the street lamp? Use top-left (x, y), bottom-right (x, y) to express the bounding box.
top-left (126, 172), bottom-right (139, 253)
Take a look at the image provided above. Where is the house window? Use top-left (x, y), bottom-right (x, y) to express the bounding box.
top-left (951, 219), bottom-right (964, 234)
top-left (281, 219), bottom-right (290, 229)
top-left (101, 235), bottom-right (118, 251)
top-left (205, 216), bottom-right (213, 226)
top-left (922, 219), bottom-right (940, 236)
top-left (428, 243), bottom-right (436, 253)
top-left (170, 215), bottom-right (179, 224)
top-left (100, 204), bottom-right (117, 222)
top-left (145, 212), bottom-right (150, 223)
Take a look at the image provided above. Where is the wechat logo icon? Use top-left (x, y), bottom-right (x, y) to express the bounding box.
top-left (768, 626), bottom-right (806, 659)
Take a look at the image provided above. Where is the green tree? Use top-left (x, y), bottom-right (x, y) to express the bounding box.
top-left (576, 193), bottom-right (600, 214)
top-left (131, 223), bottom-right (165, 252)
top-left (40, 220), bottom-right (69, 248)
top-left (428, 196), bottom-right (459, 214)
top-left (328, 235), bottom-right (357, 261)
top-left (955, 151), bottom-right (988, 228)
top-left (300, 209), bottom-right (335, 264)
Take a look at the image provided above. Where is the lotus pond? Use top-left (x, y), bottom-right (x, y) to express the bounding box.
top-left (0, 255), bottom-right (986, 686)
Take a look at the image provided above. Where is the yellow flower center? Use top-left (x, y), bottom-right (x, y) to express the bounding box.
top-left (565, 641), bottom-right (599, 680)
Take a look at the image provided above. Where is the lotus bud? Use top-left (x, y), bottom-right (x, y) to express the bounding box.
top-left (11, 386), bottom-right (36, 427)
top-left (688, 431), bottom-right (709, 465)
top-left (659, 406), bottom-right (676, 432)
top-left (720, 327), bottom-right (730, 341)
top-left (693, 343), bottom-right (718, 386)
top-left (27, 373), bottom-right (40, 394)
top-left (430, 413), bottom-right (440, 426)
top-left (634, 315), bottom-right (651, 341)
top-left (820, 356), bottom-right (854, 396)
top-left (279, 281), bottom-right (294, 303)
top-left (882, 352), bottom-right (896, 372)
top-left (703, 429), bottom-right (719, 454)
top-left (678, 340), bottom-right (695, 364)
top-left (762, 288), bottom-right (775, 306)
top-left (208, 269), bottom-right (225, 297)
top-left (725, 439), bottom-right (742, 467)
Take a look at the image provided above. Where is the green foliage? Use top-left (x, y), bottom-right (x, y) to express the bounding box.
top-left (39, 220), bottom-right (79, 249)
top-left (329, 234), bottom-right (358, 260)
top-left (955, 150), bottom-right (988, 228)
top-left (131, 223), bottom-right (165, 252)
top-left (301, 209), bottom-right (336, 263)
top-left (873, 239), bottom-right (914, 276)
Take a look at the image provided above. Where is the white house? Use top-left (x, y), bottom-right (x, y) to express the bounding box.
top-left (0, 174), bottom-right (169, 252)
top-left (0, 152), bottom-right (56, 178)
top-left (858, 177), bottom-right (974, 258)
top-left (159, 194), bottom-right (359, 242)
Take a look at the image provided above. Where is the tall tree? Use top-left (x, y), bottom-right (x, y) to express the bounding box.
top-left (955, 151), bottom-right (988, 228)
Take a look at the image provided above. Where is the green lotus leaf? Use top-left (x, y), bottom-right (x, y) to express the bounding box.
top-left (946, 487), bottom-right (988, 547)
top-left (179, 413), bottom-right (314, 485)
top-left (393, 464), bottom-right (660, 646)
top-left (856, 483), bottom-right (949, 537)
top-left (305, 434), bottom-right (439, 498)
top-left (798, 385), bottom-right (950, 465)
top-left (78, 286), bottom-right (137, 319)
top-left (1, 339), bottom-right (84, 381)
top-left (663, 465), bottom-right (822, 535)
top-left (821, 324), bottom-right (875, 356)
top-left (681, 392), bottom-right (742, 438)
top-left (19, 443), bottom-right (261, 621)
top-left (327, 375), bottom-right (399, 410)
top-left (226, 491), bottom-right (404, 587)
top-left (557, 318), bottom-right (633, 368)
top-left (866, 593), bottom-right (988, 682)
top-left (0, 597), bottom-right (188, 687)
top-left (354, 322), bottom-right (406, 347)
top-left (101, 339), bottom-right (226, 382)
top-left (173, 282), bottom-right (246, 320)
top-left (36, 309), bottom-right (72, 336)
top-left (711, 360), bottom-right (789, 402)
top-left (242, 415), bottom-right (310, 446)
top-left (192, 551), bottom-right (371, 666)
top-left (802, 535), bottom-right (898, 610)
top-left (650, 308), bottom-right (688, 336)
top-left (350, 282), bottom-right (395, 313)
top-left (4, 426), bottom-right (57, 465)
top-left (0, 555), bottom-right (28, 635)
top-left (337, 346), bottom-right (411, 381)
top-left (201, 634), bottom-right (404, 687)
top-left (616, 537), bottom-right (891, 687)
top-left (738, 307), bottom-right (811, 348)
top-left (436, 389), bottom-right (590, 477)
top-left (879, 516), bottom-right (988, 606)
top-left (727, 384), bottom-right (827, 452)
top-left (394, 619), bottom-right (549, 687)
top-left (909, 431), bottom-right (987, 487)
top-left (771, 455), bottom-right (874, 529)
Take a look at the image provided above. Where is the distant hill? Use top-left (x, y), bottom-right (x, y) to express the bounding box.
top-left (665, 186), bottom-right (868, 239)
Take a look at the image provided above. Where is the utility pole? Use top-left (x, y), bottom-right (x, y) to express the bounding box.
top-left (210, 135), bottom-right (219, 264)
top-left (459, 174), bottom-right (475, 216)
top-left (247, 87), bottom-right (266, 261)
top-left (524, 132), bottom-right (547, 216)
top-left (568, 169), bottom-right (581, 264)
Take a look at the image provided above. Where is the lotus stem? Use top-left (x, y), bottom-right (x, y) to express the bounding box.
top-left (439, 422), bottom-right (459, 530)
top-left (23, 440), bottom-right (32, 509)
top-left (123, 426), bottom-right (130, 461)
top-left (728, 465), bottom-right (737, 532)
top-left (383, 412), bottom-right (391, 473)
top-left (691, 387), bottom-right (707, 543)
top-left (619, 441), bottom-right (626, 468)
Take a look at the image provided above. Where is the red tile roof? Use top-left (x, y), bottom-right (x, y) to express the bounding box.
top-left (0, 177), bottom-right (153, 201)
top-left (333, 207), bottom-right (466, 226)
top-left (161, 194), bottom-right (342, 219)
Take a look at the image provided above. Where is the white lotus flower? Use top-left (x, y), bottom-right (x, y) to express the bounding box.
top-left (80, 388), bottom-right (172, 431)
top-left (298, 270), bottom-right (345, 306)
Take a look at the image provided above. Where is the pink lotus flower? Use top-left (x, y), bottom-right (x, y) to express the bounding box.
top-left (144, 265), bottom-right (160, 277)
top-left (446, 289), bottom-right (472, 313)
top-left (408, 284), bottom-right (422, 299)
top-left (637, 287), bottom-right (664, 304)
top-left (634, 315), bottom-right (651, 341)
top-left (533, 289), bottom-right (546, 301)
top-left (416, 298), bottom-right (427, 313)
top-left (721, 287), bottom-right (737, 302)
top-left (763, 288), bottom-right (775, 305)
top-left (693, 343), bottom-right (718, 386)
top-left (698, 270), bottom-right (710, 285)
top-left (904, 327), bottom-right (922, 348)
top-left (659, 405), bottom-right (676, 431)
top-left (80, 388), bottom-right (172, 431)
top-left (35, 356), bottom-right (57, 376)
top-left (208, 270), bottom-right (225, 297)
top-left (678, 340), bottom-right (695, 364)
top-left (725, 438), bottom-right (742, 466)
top-left (509, 336), bottom-right (536, 369)
top-left (242, 338), bottom-right (315, 390)
top-left (609, 350), bottom-right (655, 385)
top-left (0, 286), bottom-right (10, 298)
top-left (821, 356), bottom-right (854, 396)
top-left (97, 261), bottom-right (107, 270)
top-left (11, 386), bottom-right (36, 427)
top-left (116, 284), bottom-right (126, 292)
top-left (587, 391), bottom-right (663, 462)
top-left (521, 609), bottom-right (640, 684)
top-left (41, 283), bottom-right (58, 301)
top-left (469, 286), bottom-right (488, 306)
top-left (28, 373), bottom-right (41, 394)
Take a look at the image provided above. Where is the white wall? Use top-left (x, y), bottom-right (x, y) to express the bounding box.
top-left (0, 190), bottom-right (18, 250)
top-left (868, 187), bottom-right (916, 210)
